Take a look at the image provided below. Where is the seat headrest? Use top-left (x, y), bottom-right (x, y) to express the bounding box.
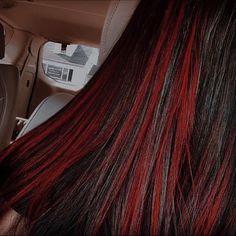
top-left (0, 23), bottom-right (5, 59)
top-left (98, 0), bottom-right (140, 64)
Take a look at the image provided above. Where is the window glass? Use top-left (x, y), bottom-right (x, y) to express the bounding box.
top-left (42, 42), bottom-right (99, 89)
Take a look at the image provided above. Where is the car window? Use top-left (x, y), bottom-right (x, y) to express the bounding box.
top-left (42, 42), bottom-right (99, 90)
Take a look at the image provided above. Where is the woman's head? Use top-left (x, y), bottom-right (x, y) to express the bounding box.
top-left (0, 0), bottom-right (235, 235)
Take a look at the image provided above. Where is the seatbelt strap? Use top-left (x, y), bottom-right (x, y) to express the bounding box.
top-left (20, 38), bottom-right (33, 78)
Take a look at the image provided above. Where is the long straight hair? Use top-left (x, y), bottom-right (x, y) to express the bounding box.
top-left (0, 0), bottom-right (235, 235)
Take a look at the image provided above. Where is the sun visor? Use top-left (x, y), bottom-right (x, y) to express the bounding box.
top-left (0, 23), bottom-right (5, 59)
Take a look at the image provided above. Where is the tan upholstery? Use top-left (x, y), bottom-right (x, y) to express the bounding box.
top-left (0, 65), bottom-right (19, 148)
top-left (0, 23), bottom-right (19, 149)
top-left (0, 1), bottom-right (110, 45)
top-left (98, 0), bottom-right (140, 64)
top-left (18, 0), bottom-right (140, 137)
top-left (17, 93), bottom-right (73, 138)
top-left (0, 23), bottom-right (4, 59)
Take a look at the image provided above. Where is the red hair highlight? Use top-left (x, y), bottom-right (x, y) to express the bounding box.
top-left (0, 0), bottom-right (235, 235)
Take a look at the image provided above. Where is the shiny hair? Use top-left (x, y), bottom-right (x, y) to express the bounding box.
top-left (0, 0), bottom-right (235, 235)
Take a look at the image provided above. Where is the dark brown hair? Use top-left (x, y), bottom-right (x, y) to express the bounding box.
top-left (0, 0), bottom-right (235, 235)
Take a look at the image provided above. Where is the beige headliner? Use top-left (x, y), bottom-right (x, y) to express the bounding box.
top-left (0, 0), bottom-right (111, 46)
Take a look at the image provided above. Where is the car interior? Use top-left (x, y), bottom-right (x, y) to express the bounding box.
top-left (0, 0), bottom-right (139, 150)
